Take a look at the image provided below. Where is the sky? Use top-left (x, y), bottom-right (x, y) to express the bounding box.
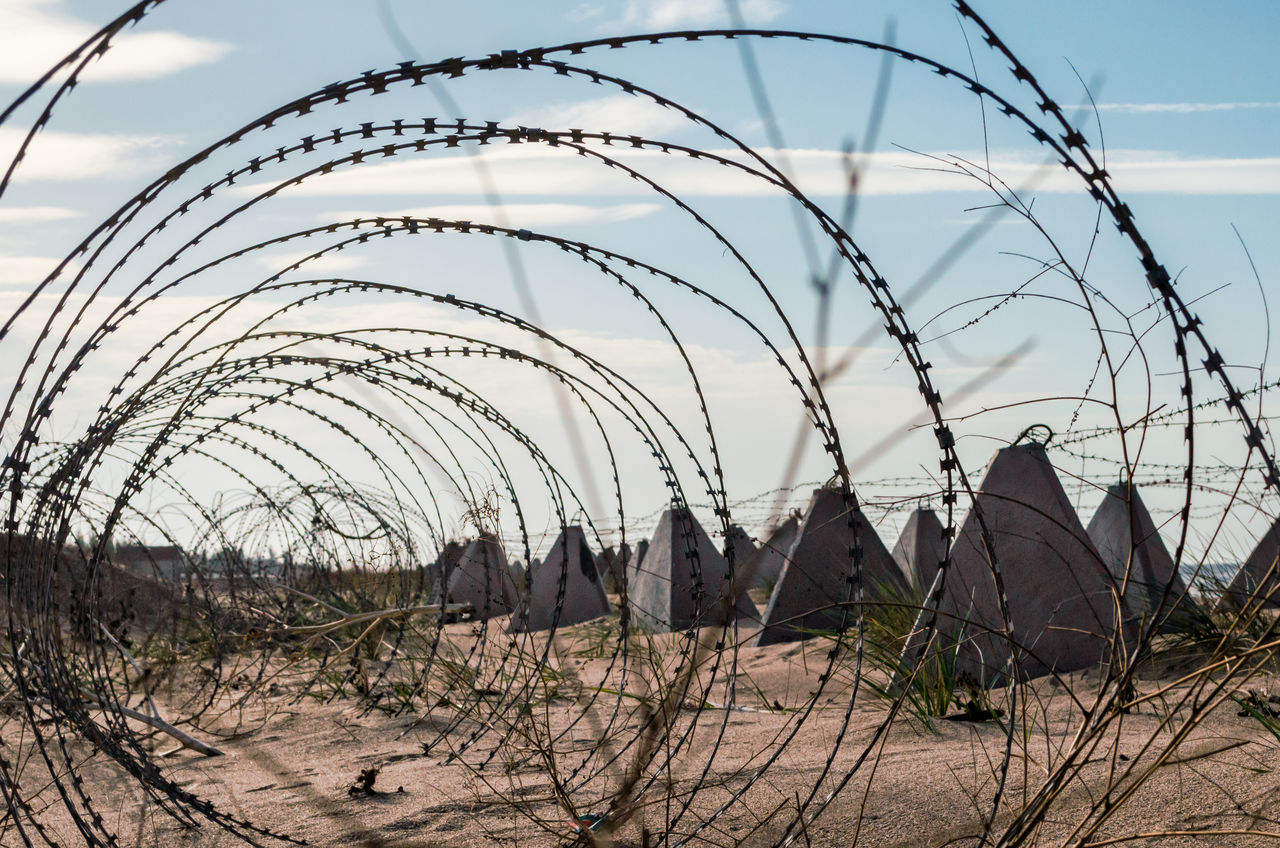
top-left (1, 0), bottom-right (1277, 560)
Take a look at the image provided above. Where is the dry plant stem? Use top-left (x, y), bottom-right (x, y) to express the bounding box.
top-left (79, 696), bottom-right (224, 757)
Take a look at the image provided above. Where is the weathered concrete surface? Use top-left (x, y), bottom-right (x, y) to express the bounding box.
top-left (595, 546), bottom-right (619, 592)
top-left (1224, 518), bottom-right (1280, 609)
top-left (428, 539), bottom-right (466, 602)
top-left (604, 542), bottom-right (634, 593)
top-left (892, 508), bottom-right (947, 592)
top-left (629, 508), bottom-right (757, 632)
top-left (933, 442), bottom-right (1134, 683)
top-left (755, 488), bottom-right (910, 646)
top-left (1086, 483), bottom-right (1199, 630)
top-left (445, 533), bottom-right (518, 620)
top-left (726, 525), bottom-right (756, 571)
top-left (739, 515), bottom-right (798, 589)
top-left (509, 526), bottom-right (609, 632)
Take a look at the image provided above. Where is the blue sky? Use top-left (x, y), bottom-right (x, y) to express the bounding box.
top-left (1, 0), bottom-right (1277, 557)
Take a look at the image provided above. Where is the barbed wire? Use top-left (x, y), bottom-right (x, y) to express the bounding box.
top-left (0, 4), bottom-right (1277, 847)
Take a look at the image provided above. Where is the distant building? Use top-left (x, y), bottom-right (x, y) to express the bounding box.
top-left (114, 545), bottom-right (186, 582)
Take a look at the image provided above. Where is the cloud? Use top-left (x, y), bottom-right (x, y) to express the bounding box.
top-left (0, 286), bottom-right (913, 507)
top-left (506, 94), bottom-right (689, 138)
top-left (0, 254), bottom-right (79, 287)
top-left (567, 3), bottom-right (605, 23)
top-left (1091, 150), bottom-right (1280, 194)
top-left (1092, 101), bottom-right (1280, 114)
top-left (612, 0), bottom-right (785, 29)
top-left (316, 203), bottom-right (661, 228)
top-left (0, 127), bottom-right (178, 181)
top-left (0, 0), bottom-right (231, 84)
top-left (253, 251), bottom-right (367, 274)
top-left (232, 143), bottom-right (1280, 199)
top-left (0, 206), bottom-right (79, 223)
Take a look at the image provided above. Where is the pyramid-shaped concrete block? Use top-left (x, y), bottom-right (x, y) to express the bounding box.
top-left (755, 488), bottom-right (910, 646)
top-left (740, 515), bottom-right (798, 589)
top-left (726, 525), bottom-right (757, 570)
top-left (595, 545), bottom-right (625, 592)
top-left (445, 533), bottom-right (518, 620)
top-left (1224, 518), bottom-right (1280, 609)
top-left (892, 508), bottom-right (947, 592)
top-left (610, 541), bottom-right (636, 593)
top-left (932, 442), bottom-right (1133, 683)
top-left (1087, 482), bottom-right (1199, 630)
top-left (509, 526), bottom-right (610, 632)
top-left (428, 539), bottom-right (466, 602)
top-left (629, 508), bottom-right (757, 632)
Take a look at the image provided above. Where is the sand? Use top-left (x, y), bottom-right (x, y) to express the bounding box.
top-left (11, 607), bottom-right (1280, 848)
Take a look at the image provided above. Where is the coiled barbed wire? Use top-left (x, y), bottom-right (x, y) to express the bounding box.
top-left (1, 3), bottom-right (1277, 847)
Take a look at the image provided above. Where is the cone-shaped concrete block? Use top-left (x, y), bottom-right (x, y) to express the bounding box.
top-left (740, 515), bottom-right (798, 589)
top-left (755, 488), bottom-right (909, 645)
top-left (509, 526), bottom-right (609, 632)
top-left (892, 508), bottom-right (947, 592)
top-left (445, 533), bottom-right (518, 620)
top-left (935, 442), bottom-right (1133, 683)
top-left (1087, 483), bottom-right (1199, 630)
top-left (1224, 518), bottom-right (1280, 609)
top-left (629, 508), bottom-right (757, 631)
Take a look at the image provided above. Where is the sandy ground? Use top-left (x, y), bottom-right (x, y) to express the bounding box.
top-left (12, 608), bottom-right (1280, 848)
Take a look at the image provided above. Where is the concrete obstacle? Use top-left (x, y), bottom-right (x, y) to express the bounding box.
top-left (595, 546), bottom-right (613, 582)
top-left (1223, 518), bottom-right (1280, 609)
top-left (444, 533), bottom-right (518, 620)
top-left (1086, 482), bottom-right (1199, 630)
top-left (595, 545), bottom-right (626, 592)
top-left (509, 526), bottom-right (610, 632)
top-left (726, 525), bottom-right (756, 571)
top-left (740, 514), bottom-right (798, 589)
top-left (429, 539), bottom-right (466, 600)
top-left (925, 441), bottom-right (1133, 683)
top-left (610, 542), bottom-right (636, 593)
top-left (635, 539), bottom-right (649, 569)
top-left (629, 508), bottom-right (757, 632)
top-left (892, 508), bottom-right (947, 592)
top-left (755, 488), bottom-right (909, 646)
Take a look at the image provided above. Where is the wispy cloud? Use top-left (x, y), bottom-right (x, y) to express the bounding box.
top-left (506, 95), bottom-right (689, 138)
top-left (253, 251), bottom-right (367, 274)
top-left (0, 0), bottom-right (231, 85)
top-left (567, 3), bottom-right (605, 24)
top-left (316, 203), bottom-right (661, 228)
top-left (232, 144), bottom-right (1280, 199)
top-left (0, 127), bottom-right (178, 181)
top-left (607, 0), bottom-right (785, 31)
top-left (0, 254), bottom-right (79, 287)
top-left (1091, 101), bottom-right (1280, 114)
top-left (0, 206), bottom-right (79, 223)
top-left (0, 287), bottom-right (916, 498)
